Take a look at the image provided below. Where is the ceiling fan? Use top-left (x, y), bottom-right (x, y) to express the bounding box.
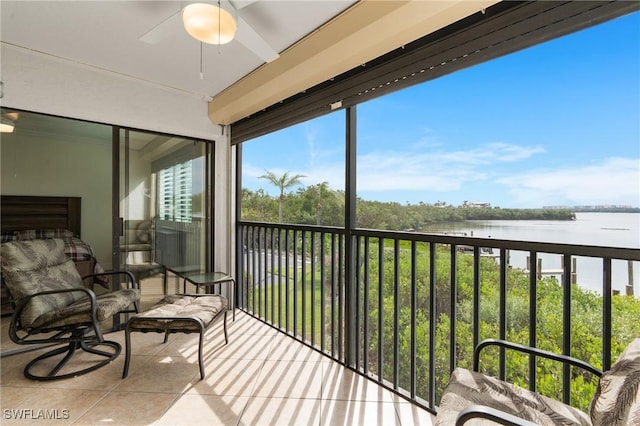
top-left (138, 0), bottom-right (280, 64)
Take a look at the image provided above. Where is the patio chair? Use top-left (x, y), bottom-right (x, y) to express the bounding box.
top-left (123, 219), bottom-right (166, 289)
top-left (0, 238), bottom-right (140, 380)
top-left (436, 338), bottom-right (640, 425)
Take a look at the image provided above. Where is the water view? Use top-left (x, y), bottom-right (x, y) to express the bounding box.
top-left (420, 212), bottom-right (640, 295)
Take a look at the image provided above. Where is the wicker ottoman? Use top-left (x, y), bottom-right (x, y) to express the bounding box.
top-left (122, 294), bottom-right (228, 380)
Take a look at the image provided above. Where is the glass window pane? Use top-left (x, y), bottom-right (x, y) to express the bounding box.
top-left (356, 12), bottom-right (639, 239)
top-left (241, 111), bottom-right (345, 226)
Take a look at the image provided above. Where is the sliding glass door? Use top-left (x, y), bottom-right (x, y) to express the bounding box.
top-left (117, 129), bottom-right (211, 296)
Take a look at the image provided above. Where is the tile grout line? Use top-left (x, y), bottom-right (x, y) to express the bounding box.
top-left (234, 327), bottom-right (275, 426)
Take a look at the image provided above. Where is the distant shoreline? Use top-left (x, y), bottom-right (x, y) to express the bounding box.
top-left (544, 207), bottom-right (640, 213)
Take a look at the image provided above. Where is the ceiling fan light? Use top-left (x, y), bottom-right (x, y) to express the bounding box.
top-left (182, 3), bottom-right (237, 45)
top-left (0, 117), bottom-right (15, 133)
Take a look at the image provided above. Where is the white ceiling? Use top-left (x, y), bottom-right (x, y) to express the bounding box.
top-left (0, 0), bottom-right (356, 102)
top-left (0, 0), bottom-right (497, 138)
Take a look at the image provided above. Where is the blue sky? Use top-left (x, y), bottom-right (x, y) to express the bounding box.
top-left (242, 11), bottom-right (640, 209)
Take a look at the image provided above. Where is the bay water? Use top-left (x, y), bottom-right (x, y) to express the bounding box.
top-left (420, 213), bottom-right (640, 295)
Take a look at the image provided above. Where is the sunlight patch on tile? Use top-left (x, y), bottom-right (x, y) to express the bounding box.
top-left (252, 360), bottom-right (323, 399)
top-left (320, 400), bottom-right (401, 426)
top-left (239, 396), bottom-right (321, 426)
top-left (152, 394), bottom-right (249, 425)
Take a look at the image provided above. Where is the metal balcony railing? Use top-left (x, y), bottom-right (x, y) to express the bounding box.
top-left (236, 221), bottom-right (640, 413)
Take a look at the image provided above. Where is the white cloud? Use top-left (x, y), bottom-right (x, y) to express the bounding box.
top-left (245, 141), bottom-right (638, 208)
top-left (353, 142), bottom-right (543, 192)
top-left (497, 157), bottom-right (640, 206)
top-left (306, 130), bottom-right (317, 166)
top-left (438, 143), bottom-right (546, 165)
top-left (302, 163), bottom-right (344, 189)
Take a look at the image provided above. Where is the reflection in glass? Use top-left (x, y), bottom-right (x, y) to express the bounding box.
top-left (120, 131), bottom-right (209, 287)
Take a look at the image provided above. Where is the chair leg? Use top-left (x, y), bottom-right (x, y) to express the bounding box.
top-left (35, 343), bottom-right (77, 378)
top-left (122, 326), bottom-right (132, 379)
top-left (231, 279), bottom-right (236, 322)
top-left (25, 332), bottom-right (121, 381)
top-left (198, 331), bottom-right (205, 380)
top-left (223, 310), bottom-right (228, 344)
top-left (82, 340), bottom-right (119, 357)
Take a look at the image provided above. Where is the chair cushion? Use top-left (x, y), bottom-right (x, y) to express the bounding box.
top-left (436, 368), bottom-right (592, 425)
top-left (589, 337), bottom-right (640, 426)
top-left (31, 288), bottom-right (140, 330)
top-left (1, 239), bottom-right (85, 328)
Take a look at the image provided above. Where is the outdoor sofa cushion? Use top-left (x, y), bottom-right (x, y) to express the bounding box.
top-left (589, 337), bottom-right (640, 426)
top-left (436, 367), bottom-right (591, 425)
top-left (436, 337), bottom-right (640, 425)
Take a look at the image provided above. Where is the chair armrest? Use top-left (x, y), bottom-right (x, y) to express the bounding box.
top-left (82, 270), bottom-right (138, 290)
top-left (10, 287), bottom-right (100, 338)
top-left (14, 286), bottom-right (96, 309)
top-left (455, 405), bottom-right (539, 426)
top-left (474, 338), bottom-right (602, 377)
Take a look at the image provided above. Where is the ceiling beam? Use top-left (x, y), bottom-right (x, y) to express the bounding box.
top-left (208, 0), bottom-right (498, 125)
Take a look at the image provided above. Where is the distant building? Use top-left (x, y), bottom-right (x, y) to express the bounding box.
top-left (462, 201), bottom-right (491, 208)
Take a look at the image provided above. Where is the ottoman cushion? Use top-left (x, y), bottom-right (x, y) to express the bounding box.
top-left (128, 294), bottom-right (227, 333)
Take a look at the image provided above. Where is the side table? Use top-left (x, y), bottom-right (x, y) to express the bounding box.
top-left (165, 267), bottom-right (236, 320)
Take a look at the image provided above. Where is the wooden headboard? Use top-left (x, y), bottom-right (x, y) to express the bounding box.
top-left (0, 195), bottom-right (82, 237)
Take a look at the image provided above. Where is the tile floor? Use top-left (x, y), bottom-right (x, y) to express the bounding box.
top-left (0, 308), bottom-right (436, 425)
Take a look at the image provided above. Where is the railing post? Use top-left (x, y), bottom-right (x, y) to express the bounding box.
top-left (429, 242), bottom-right (437, 409)
top-left (450, 244), bottom-right (457, 375)
top-left (285, 230), bottom-right (290, 333)
top-left (320, 231), bottom-right (326, 352)
top-left (603, 258), bottom-right (612, 371)
top-left (473, 247), bottom-right (481, 358)
top-left (311, 231), bottom-right (316, 346)
top-left (499, 248), bottom-right (507, 380)
top-left (410, 240), bottom-right (417, 398)
top-left (395, 239), bottom-right (401, 388)
top-left (528, 251), bottom-right (538, 392)
top-left (379, 238), bottom-right (385, 381)
top-left (236, 224), bottom-right (244, 309)
top-left (562, 254), bottom-right (572, 405)
top-left (627, 260), bottom-right (634, 296)
top-left (345, 106), bottom-right (358, 366)
top-left (277, 227), bottom-right (283, 327)
top-left (363, 237), bottom-right (370, 373)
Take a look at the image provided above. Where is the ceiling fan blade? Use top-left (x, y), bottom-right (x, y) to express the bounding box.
top-left (229, 0), bottom-right (259, 10)
top-left (234, 15), bottom-right (280, 63)
top-left (139, 0), bottom-right (278, 62)
top-left (139, 10), bottom-right (181, 45)
top-left (220, 0), bottom-right (279, 63)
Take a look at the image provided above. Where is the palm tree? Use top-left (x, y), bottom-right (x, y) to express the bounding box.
top-left (309, 182), bottom-right (342, 225)
top-left (259, 169), bottom-right (306, 222)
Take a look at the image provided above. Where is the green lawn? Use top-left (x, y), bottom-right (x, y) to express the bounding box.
top-left (246, 266), bottom-right (338, 347)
